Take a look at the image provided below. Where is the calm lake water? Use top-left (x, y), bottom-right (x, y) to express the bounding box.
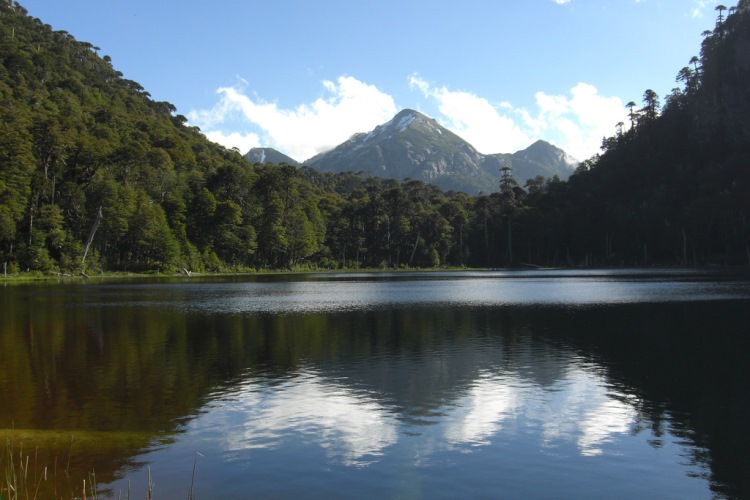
top-left (1, 269), bottom-right (749, 498)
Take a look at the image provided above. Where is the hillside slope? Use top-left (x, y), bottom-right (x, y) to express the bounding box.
top-left (0, 2), bottom-right (326, 273)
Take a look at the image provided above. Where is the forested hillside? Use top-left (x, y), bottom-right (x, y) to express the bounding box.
top-left (1, 0), bottom-right (748, 275)
top-left (555, 0), bottom-right (750, 266)
top-left (0, 1), bottom-right (326, 273)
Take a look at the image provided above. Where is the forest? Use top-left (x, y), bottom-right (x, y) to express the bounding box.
top-left (1, 1), bottom-right (749, 275)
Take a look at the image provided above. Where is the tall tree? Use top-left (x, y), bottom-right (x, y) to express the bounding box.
top-left (499, 166), bottom-right (520, 264)
top-left (690, 55), bottom-right (701, 75)
top-left (626, 101), bottom-right (639, 130)
top-left (641, 89), bottom-right (660, 122)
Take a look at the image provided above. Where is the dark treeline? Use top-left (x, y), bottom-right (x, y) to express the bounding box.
top-left (1, 1), bottom-right (748, 275)
top-left (560, 1), bottom-right (750, 266)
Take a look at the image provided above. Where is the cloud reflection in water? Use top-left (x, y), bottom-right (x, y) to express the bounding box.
top-left (213, 371), bottom-right (398, 467)
top-left (201, 361), bottom-right (640, 467)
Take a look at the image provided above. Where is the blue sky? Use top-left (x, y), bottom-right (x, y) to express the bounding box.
top-left (22, 0), bottom-right (724, 161)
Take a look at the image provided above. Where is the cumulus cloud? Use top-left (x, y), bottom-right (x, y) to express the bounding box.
top-left (409, 75), bottom-right (627, 160)
top-left (191, 73), bottom-right (627, 164)
top-left (532, 83), bottom-right (628, 160)
top-left (408, 75), bottom-right (533, 155)
top-left (203, 130), bottom-right (260, 155)
top-left (188, 76), bottom-right (397, 161)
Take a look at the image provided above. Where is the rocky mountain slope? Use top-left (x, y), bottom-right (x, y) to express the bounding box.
top-left (245, 147), bottom-right (300, 166)
top-left (302, 109), bottom-right (578, 193)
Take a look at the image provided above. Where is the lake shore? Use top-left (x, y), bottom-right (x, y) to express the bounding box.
top-left (5, 264), bottom-right (744, 284)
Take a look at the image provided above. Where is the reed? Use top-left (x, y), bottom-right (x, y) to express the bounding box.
top-left (2, 438), bottom-right (199, 499)
top-left (1, 437), bottom-right (106, 500)
top-left (3, 437), bottom-right (66, 499)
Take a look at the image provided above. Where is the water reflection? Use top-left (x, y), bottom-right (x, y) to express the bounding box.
top-left (1, 270), bottom-right (748, 498)
top-left (210, 370), bottom-right (398, 466)
top-left (201, 342), bottom-right (644, 467)
top-left (442, 371), bottom-right (521, 447)
top-left (54, 268), bottom-right (750, 316)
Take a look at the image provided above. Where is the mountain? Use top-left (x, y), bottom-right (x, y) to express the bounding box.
top-left (245, 147), bottom-right (300, 166)
top-left (304, 109), bottom-right (578, 193)
top-left (505, 139), bottom-right (578, 177)
top-left (481, 140), bottom-right (579, 186)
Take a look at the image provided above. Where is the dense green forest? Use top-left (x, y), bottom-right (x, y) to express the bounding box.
top-left (1, 1), bottom-right (748, 275)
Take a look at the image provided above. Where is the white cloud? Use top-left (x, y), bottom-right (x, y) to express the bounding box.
top-left (408, 74), bottom-right (533, 155)
top-left (203, 130), bottom-right (260, 154)
top-left (188, 76), bottom-right (398, 161)
top-left (191, 73), bottom-right (627, 165)
top-left (532, 83), bottom-right (628, 160)
top-left (410, 75), bottom-right (627, 160)
top-left (554, 0), bottom-right (571, 4)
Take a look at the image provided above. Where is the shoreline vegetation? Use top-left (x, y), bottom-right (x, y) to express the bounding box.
top-left (0, 265), bottom-right (504, 282)
top-left (2, 431), bottom-right (187, 500)
top-left (2, 436), bottom-right (122, 500)
top-left (3, 264), bottom-right (750, 284)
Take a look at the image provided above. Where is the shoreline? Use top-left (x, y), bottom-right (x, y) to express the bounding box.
top-left (1, 264), bottom-right (746, 284)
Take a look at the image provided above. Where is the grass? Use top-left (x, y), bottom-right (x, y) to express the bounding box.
top-left (1, 441), bottom-right (163, 500)
top-left (2, 435), bottom-right (86, 500)
top-left (0, 430), bottom-right (188, 499)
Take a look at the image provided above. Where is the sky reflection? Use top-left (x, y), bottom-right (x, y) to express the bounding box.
top-left (160, 270), bottom-right (750, 315)
top-left (5, 271), bottom-right (739, 497)
top-left (195, 351), bottom-right (645, 469)
top-left (205, 371), bottom-right (399, 467)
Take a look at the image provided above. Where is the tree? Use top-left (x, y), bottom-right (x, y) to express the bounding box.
top-left (626, 101), bottom-right (639, 130)
top-left (676, 67), bottom-right (695, 93)
top-left (0, 107), bottom-right (34, 273)
top-left (187, 188), bottom-right (217, 249)
top-left (713, 4), bottom-right (728, 39)
top-left (716, 4), bottom-right (727, 25)
top-left (257, 191), bottom-right (287, 268)
top-left (499, 166), bottom-right (521, 264)
top-left (641, 89), bottom-right (660, 123)
top-left (471, 195), bottom-right (498, 267)
top-left (615, 121), bottom-right (625, 138)
top-left (124, 191), bottom-right (179, 271)
top-left (690, 55), bottom-right (701, 75)
top-left (440, 195), bottom-right (470, 266)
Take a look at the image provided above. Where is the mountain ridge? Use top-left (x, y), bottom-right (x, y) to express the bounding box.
top-left (298, 109), bottom-right (577, 193)
top-left (245, 147), bottom-right (301, 166)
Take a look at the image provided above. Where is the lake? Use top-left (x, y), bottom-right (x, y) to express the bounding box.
top-left (1, 269), bottom-right (749, 499)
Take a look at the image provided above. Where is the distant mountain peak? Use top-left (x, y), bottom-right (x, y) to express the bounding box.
top-left (351, 109), bottom-right (426, 145)
top-left (514, 140), bottom-right (579, 171)
top-left (394, 110), bottom-right (417, 131)
top-left (305, 109), bottom-right (578, 193)
top-left (244, 147), bottom-right (300, 167)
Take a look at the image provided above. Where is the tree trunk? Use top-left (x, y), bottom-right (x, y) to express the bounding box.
top-left (459, 223), bottom-right (464, 265)
top-left (81, 206), bottom-right (103, 271)
top-left (409, 229), bottom-right (420, 267)
top-left (506, 215), bottom-right (513, 264)
top-left (484, 220), bottom-right (490, 268)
